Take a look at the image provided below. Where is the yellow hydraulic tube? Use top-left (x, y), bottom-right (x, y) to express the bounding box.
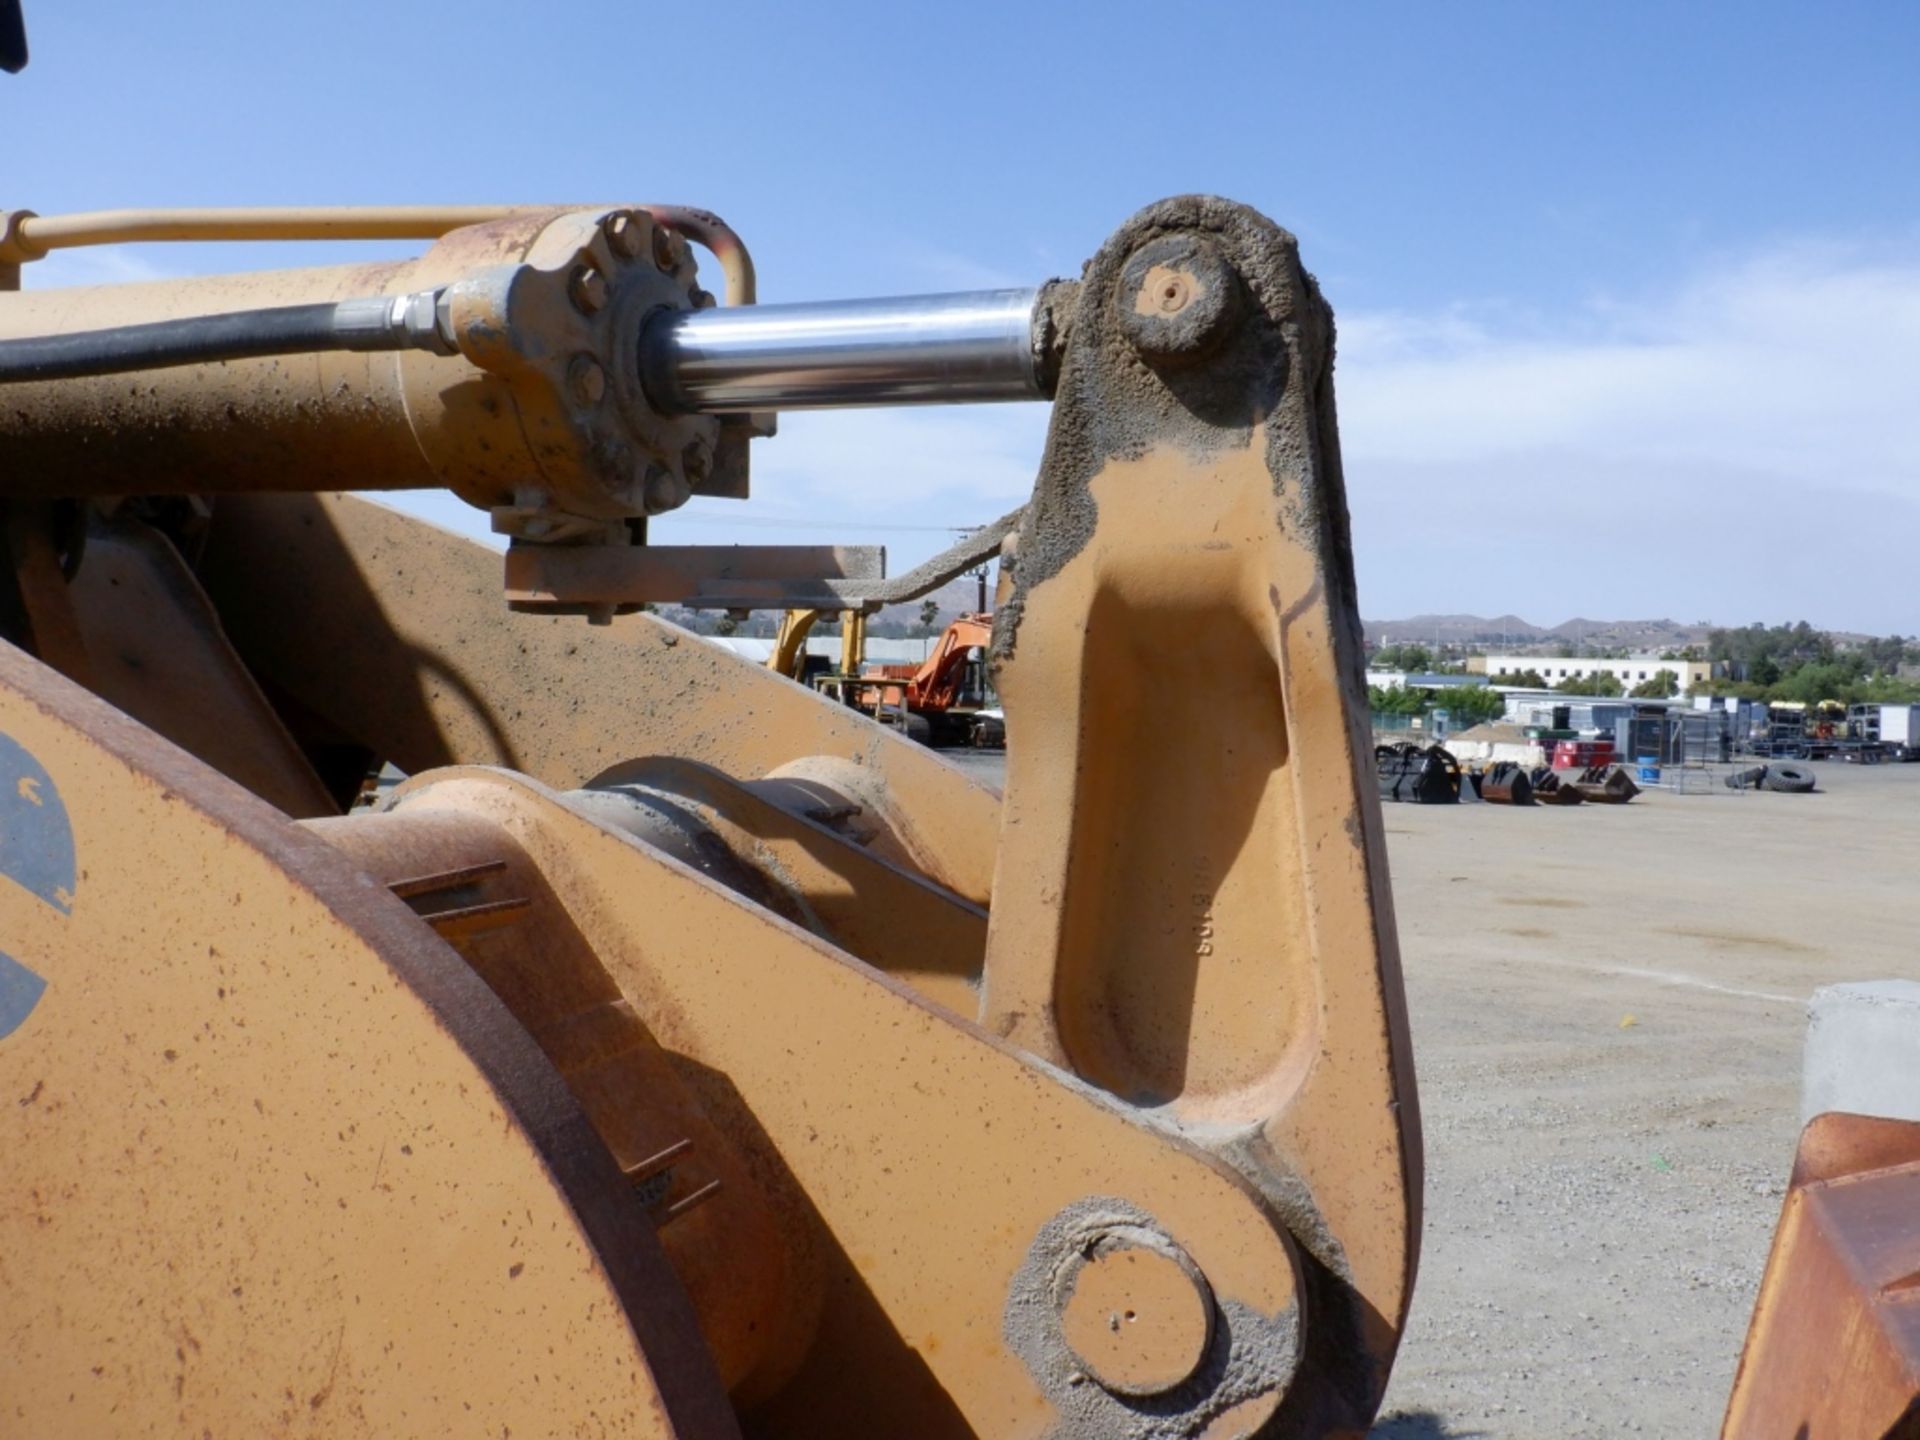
top-left (769, 610), bottom-right (822, 679)
top-left (0, 204), bottom-right (757, 308)
top-left (840, 611), bottom-right (867, 674)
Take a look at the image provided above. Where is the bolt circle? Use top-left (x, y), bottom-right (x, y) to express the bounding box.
top-left (1113, 234), bottom-right (1243, 366)
top-left (568, 263), bottom-right (608, 315)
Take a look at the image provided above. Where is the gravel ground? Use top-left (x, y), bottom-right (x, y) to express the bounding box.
top-left (938, 749), bottom-right (1920, 1435)
top-left (1371, 759), bottom-right (1920, 1436)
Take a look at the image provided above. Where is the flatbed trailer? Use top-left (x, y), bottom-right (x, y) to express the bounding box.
top-left (1851, 703), bottom-right (1920, 761)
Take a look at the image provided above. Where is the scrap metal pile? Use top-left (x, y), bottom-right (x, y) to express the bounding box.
top-left (1373, 744), bottom-right (1642, 807)
top-left (1475, 760), bottom-right (1641, 806)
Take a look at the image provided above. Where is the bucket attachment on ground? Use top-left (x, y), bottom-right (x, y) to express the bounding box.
top-left (1477, 761), bottom-right (1533, 805)
top-left (1376, 742), bottom-right (1460, 804)
top-left (1528, 766), bottom-right (1585, 805)
top-left (1571, 764), bottom-right (1640, 803)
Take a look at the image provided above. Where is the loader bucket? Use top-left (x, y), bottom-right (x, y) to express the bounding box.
top-left (1478, 761), bottom-right (1534, 805)
top-left (1375, 742), bottom-right (1461, 804)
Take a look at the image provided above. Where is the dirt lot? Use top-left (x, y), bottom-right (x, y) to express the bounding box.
top-left (943, 751), bottom-right (1920, 1436)
top-left (1368, 758), bottom-right (1920, 1436)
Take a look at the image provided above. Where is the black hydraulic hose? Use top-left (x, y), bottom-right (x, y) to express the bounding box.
top-left (0, 291), bottom-right (455, 384)
top-left (0, 304), bottom-right (346, 382)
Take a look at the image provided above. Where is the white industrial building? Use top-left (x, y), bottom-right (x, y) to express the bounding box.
top-left (1481, 653), bottom-right (1717, 692)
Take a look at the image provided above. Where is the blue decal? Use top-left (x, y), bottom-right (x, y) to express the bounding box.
top-left (0, 949), bottom-right (46, 1039)
top-left (0, 732), bottom-right (76, 914)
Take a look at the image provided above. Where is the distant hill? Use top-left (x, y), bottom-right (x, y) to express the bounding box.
top-left (1364, 614), bottom-right (1719, 650)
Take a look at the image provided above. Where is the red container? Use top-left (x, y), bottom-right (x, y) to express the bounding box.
top-left (1552, 739), bottom-right (1617, 769)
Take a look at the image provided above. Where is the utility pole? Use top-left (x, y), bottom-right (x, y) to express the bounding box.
top-left (950, 525), bottom-right (991, 616)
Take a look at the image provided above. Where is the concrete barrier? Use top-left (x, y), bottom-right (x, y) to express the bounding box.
top-left (1803, 980), bottom-right (1920, 1124)
top-left (1442, 739), bottom-right (1548, 768)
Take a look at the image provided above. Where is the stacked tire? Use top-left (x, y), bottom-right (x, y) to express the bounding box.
top-left (1724, 762), bottom-right (1816, 793)
top-left (1763, 762), bottom-right (1815, 794)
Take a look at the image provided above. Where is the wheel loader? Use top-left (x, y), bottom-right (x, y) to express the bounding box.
top-left (0, 34), bottom-right (1915, 1440)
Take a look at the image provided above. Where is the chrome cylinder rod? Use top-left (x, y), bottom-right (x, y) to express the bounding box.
top-left (642, 288), bottom-right (1043, 413)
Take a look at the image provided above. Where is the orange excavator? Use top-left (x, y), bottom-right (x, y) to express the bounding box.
top-left (846, 613), bottom-right (1001, 747)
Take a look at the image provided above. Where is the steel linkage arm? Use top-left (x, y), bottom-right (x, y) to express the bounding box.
top-left (981, 195), bottom-right (1423, 1432)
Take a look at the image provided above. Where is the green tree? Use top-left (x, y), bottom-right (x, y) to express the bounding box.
top-left (917, 598), bottom-right (941, 636)
top-left (713, 613), bottom-right (739, 637)
top-left (1367, 684), bottom-right (1504, 725)
top-left (1859, 634), bottom-right (1910, 675)
top-left (1437, 686), bottom-right (1506, 725)
top-left (1629, 669), bottom-right (1680, 699)
top-left (1771, 658), bottom-right (1865, 705)
top-left (1371, 644), bottom-right (1433, 673)
top-left (1495, 667), bottom-right (1549, 688)
top-left (1557, 672), bottom-right (1624, 696)
top-left (1368, 684), bottom-right (1420, 716)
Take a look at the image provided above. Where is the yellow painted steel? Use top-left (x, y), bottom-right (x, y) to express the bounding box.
top-left (0, 203), bottom-right (758, 308)
top-left (769, 608), bottom-right (822, 678)
top-left (0, 196), bottom-right (1443, 1436)
top-left (0, 647), bottom-right (733, 1437)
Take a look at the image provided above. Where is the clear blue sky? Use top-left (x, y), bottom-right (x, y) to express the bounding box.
top-left (11, 2), bottom-right (1920, 631)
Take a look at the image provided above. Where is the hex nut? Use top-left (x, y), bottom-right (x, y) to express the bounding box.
top-left (682, 436), bottom-right (712, 485)
top-left (651, 226), bottom-right (682, 274)
top-left (604, 211), bottom-right (646, 260)
top-left (643, 463), bottom-right (692, 515)
top-left (567, 354), bottom-right (607, 406)
top-left (568, 263), bottom-right (609, 315)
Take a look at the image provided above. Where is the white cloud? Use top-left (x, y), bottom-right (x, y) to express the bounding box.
top-left (1338, 245), bottom-right (1920, 499)
top-left (25, 229), bottom-right (1914, 632)
top-left (1334, 240), bottom-right (1920, 632)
